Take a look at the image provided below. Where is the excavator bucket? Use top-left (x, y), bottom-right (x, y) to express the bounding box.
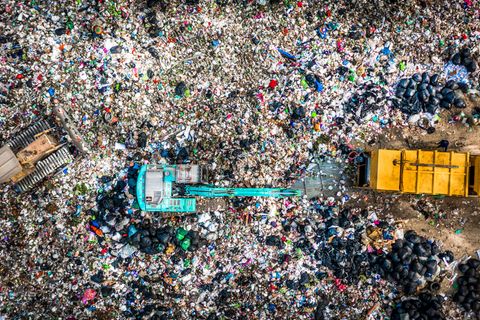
top-left (53, 106), bottom-right (89, 154)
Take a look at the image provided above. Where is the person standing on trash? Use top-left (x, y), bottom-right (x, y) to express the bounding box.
top-left (438, 139), bottom-right (449, 152)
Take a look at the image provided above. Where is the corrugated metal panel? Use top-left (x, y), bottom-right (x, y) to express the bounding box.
top-left (0, 145), bottom-right (22, 183)
top-left (400, 150), bottom-right (468, 196)
top-left (370, 150), bottom-right (379, 189)
top-left (473, 156), bottom-right (480, 195)
top-left (370, 149), bottom-right (469, 196)
top-left (375, 149), bottom-right (401, 191)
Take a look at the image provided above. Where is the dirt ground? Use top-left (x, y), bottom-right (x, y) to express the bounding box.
top-left (350, 91), bottom-right (480, 259)
top-left (351, 191), bottom-right (480, 259)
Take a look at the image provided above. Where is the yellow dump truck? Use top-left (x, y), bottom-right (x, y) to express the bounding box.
top-left (356, 149), bottom-right (480, 197)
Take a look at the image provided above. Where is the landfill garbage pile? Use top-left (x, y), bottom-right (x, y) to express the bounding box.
top-left (390, 292), bottom-right (446, 320)
top-left (454, 258), bottom-right (480, 315)
top-left (1, 0), bottom-right (480, 319)
top-left (369, 230), bottom-right (450, 294)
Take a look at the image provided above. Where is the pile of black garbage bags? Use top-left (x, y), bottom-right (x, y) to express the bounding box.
top-left (394, 72), bottom-right (466, 116)
top-left (454, 258), bottom-right (480, 314)
top-left (451, 48), bottom-right (477, 73)
top-left (390, 292), bottom-right (446, 320)
top-left (311, 208), bottom-right (370, 284)
top-left (344, 82), bottom-right (389, 123)
top-left (279, 207), bottom-right (370, 285)
top-left (369, 230), bottom-right (453, 294)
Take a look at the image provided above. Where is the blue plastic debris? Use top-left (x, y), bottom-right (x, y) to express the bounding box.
top-left (314, 80), bottom-right (324, 92)
top-left (444, 61), bottom-right (469, 83)
top-left (91, 220), bottom-right (100, 228)
top-left (128, 225), bottom-right (138, 237)
top-left (48, 87), bottom-right (55, 97)
top-left (268, 303), bottom-right (276, 313)
top-left (381, 46), bottom-right (391, 56)
top-left (316, 27), bottom-right (327, 39)
top-left (278, 48), bottom-right (296, 60)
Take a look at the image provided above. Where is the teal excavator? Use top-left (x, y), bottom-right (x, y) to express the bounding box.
top-left (136, 164), bottom-right (302, 213)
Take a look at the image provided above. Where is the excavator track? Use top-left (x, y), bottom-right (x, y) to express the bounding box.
top-left (8, 120), bottom-right (51, 152)
top-left (16, 145), bottom-right (72, 192)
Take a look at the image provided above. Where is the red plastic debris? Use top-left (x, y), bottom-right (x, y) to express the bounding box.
top-left (269, 79), bottom-right (278, 89)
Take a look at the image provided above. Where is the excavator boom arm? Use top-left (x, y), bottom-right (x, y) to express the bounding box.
top-left (184, 185), bottom-right (302, 198)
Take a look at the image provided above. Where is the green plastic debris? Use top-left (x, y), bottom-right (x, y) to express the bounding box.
top-left (180, 238), bottom-right (191, 251)
top-left (398, 61), bottom-right (406, 71)
top-left (311, 111), bottom-right (317, 118)
top-left (157, 243), bottom-right (166, 252)
top-left (176, 228), bottom-right (188, 241)
top-left (301, 78), bottom-right (308, 89)
top-left (183, 259), bottom-right (191, 268)
top-left (74, 182), bottom-right (88, 195)
top-left (66, 20), bottom-right (74, 30)
top-left (455, 229), bottom-right (463, 235)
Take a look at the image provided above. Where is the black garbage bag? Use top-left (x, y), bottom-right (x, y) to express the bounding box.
top-left (412, 73), bottom-right (422, 82)
top-left (148, 47), bottom-right (159, 59)
top-left (452, 53), bottom-right (462, 65)
top-left (101, 286), bottom-right (114, 297)
top-left (398, 78), bottom-right (408, 89)
top-left (91, 270), bottom-right (104, 283)
top-left (454, 98), bottom-right (466, 108)
top-left (464, 58), bottom-right (477, 72)
top-left (421, 72), bottom-right (430, 83)
top-left (177, 147), bottom-right (189, 162)
top-left (175, 82), bottom-right (187, 97)
top-left (138, 132), bottom-right (147, 148)
top-left (54, 28), bottom-right (67, 36)
top-left (461, 48), bottom-right (471, 59)
top-left (305, 74), bottom-right (316, 87)
top-left (446, 80), bottom-right (459, 90)
top-left (430, 74), bottom-right (440, 86)
top-left (265, 235), bottom-right (282, 247)
top-left (291, 106), bottom-right (306, 120)
top-left (468, 259), bottom-right (480, 269)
